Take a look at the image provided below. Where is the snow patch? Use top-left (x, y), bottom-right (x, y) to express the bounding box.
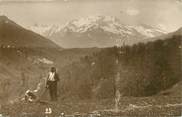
top-left (129, 26), bottom-right (155, 37)
top-left (28, 57), bottom-right (54, 65)
top-left (37, 58), bottom-right (54, 64)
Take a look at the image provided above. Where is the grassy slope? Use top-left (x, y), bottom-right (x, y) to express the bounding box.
top-left (0, 47), bottom-right (100, 104)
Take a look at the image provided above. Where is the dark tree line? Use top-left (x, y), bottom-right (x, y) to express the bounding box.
top-left (59, 35), bottom-right (182, 99)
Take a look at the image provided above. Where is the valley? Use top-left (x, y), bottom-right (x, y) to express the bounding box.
top-left (0, 16), bottom-right (181, 116)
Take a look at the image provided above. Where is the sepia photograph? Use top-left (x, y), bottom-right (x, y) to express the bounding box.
top-left (0, 0), bottom-right (181, 116)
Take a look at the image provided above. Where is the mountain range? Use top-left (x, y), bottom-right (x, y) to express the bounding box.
top-left (28, 16), bottom-right (167, 48)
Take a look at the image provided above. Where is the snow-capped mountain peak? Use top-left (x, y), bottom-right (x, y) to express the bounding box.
top-left (28, 16), bottom-right (167, 48)
top-left (62, 16), bottom-right (126, 34)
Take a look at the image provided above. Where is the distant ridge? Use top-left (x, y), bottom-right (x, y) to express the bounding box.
top-left (0, 15), bottom-right (61, 49)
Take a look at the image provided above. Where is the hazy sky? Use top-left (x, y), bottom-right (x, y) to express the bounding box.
top-left (0, 0), bottom-right (182, 32)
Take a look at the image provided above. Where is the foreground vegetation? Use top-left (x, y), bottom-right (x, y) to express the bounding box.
top-left (1, 95), bottom-right (181, 117)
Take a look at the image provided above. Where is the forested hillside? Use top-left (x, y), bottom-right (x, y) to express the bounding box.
top-left (59, 35), bottom-right (181, 100)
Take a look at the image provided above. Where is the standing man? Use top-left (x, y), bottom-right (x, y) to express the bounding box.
top-left (46, 67), bottom-right (59, 101)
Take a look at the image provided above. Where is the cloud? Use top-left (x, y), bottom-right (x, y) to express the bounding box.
top-left (176, 0), bottom-right (182, 2)
top-left (120, 8), bottom-right (140, 16)
top-left (175, 0), bottom-right (182, 5)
